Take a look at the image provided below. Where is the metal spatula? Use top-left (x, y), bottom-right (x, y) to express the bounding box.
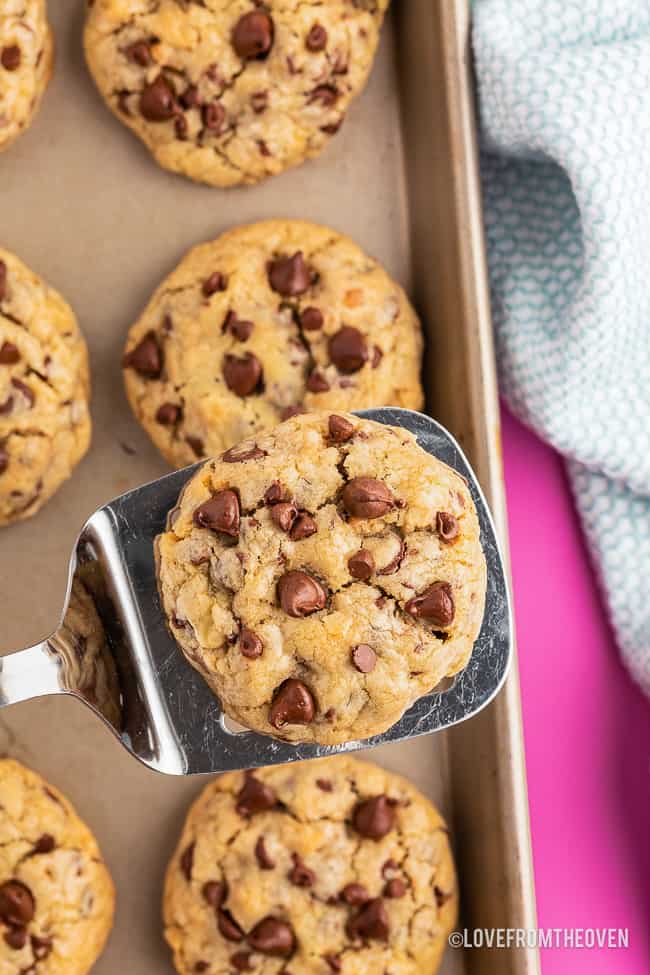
top-left (0, 408), bottom-right (512, 775)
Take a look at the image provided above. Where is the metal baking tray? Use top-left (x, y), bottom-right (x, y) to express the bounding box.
top-left (0, 1), bottom-right (539, 972)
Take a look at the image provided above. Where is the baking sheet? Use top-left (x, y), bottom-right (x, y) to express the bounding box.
top-left (0, 1), bottom-right (538, 972)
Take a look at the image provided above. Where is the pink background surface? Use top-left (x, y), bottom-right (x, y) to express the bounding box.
top-left (501, 406), bottom-right (650, 973)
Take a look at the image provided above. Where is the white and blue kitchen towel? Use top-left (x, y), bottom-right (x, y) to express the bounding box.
top-left (472, 0), bottom-right (650, 694)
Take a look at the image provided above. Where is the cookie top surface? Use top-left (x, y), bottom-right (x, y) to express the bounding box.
top-left (84, 0), bottom-right (389, 187)
top-left (0, 0), bottom-right (53, 152)
top-left (0, 759), bottom-right (114, 975)
top-left (163, 755), bottom-right (457, 975)
top-left (156, 412), bottom-right (487, 744)
top-left (123, 220), bottom-right (423, 468)
top-left (0, 249), bottom-right (91, 526)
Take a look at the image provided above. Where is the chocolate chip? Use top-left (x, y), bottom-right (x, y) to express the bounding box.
top-left (324, 956), bottom-right (342, 973)
top-left (222, 444), bottom-right (266, 463)
top-left (218, 909), bottom-right (244, 942)
top-left (156, 402), bottom-right (181, 425)
top-left (277, 570), bottom-right (327, 617)
top-left (203, 881), bottom-right (226, 907)
top-left (372, 345), bottom-right (383, 368)
top-left (223, 311), bottom-right (254, 342)
top-left (202, 101), bottom-right (226, 132)
top-left (240, 627), bottom-right (263, 659)
top-left (342, 478), bottom-right (395, 519)
top-left (236, 773), bottom-right (277, 817)
top-left (223, 352), bottom-right (262, 396)
top-left (377, 538), bottom-right (405, 576)
top-left (264, 481), bottom-right (289, 504)
top-left (32, 833), bottom-right (55, 854)
top-left (231, 952), bottom-right (253, 972)
top-left (193, 490), bottom-right (240, 537)
top-left (352, 644), bottom-right (376, 674)
top-left (328, 414), bottom-right (354, 443)
top-left (306, 24), bottom-right (327, 51)
top-left (1, 45), bottom-right (21, 71)
top-left (251, 90), bottom-right (268, 113)
top-left (0, 880), bottom-right (35, 926)
top-left (186, 435), bottom-right (205, 458)
top-left (316, 778), bottom-right (332, 792)
top-left (404, 582), bottom-right (455, 626)
top-left (340, 883), bottom-right (370, 906)
top-left (289, 513), bottom-right (317, 541)
top-left (125, 40), bottom-right (150, 65)
top-left (348, 548), bottom-right (375, 580)
top-left (0, 341), bottom-right (19, 364)
top-left (4, 927), bottom-right (26, 950)
top-left (232, 11), bottom-right (274, 60)
top-left (300, 307), bottom-right (323, 331)
top-left (203, 271), bottom-right (227, 296)
top-left (434, 885), bottom-right (453, 907)
top-left (382, 858), bottom-right (399, 877)
top-left (271, 501), bottom-right (298, 533)
top-left (175, 114), bottom-right (188, 140)
top-left (0, 261), bottom-right (6, 300)
top-left (280, 405), bottom-right (306, 420)
top-left (436, 511), bottom-right (459, 544)
top-left (352, 796), bottom-right (396, 840)
top-left (288, 853), bottom-right (315, 887)
top-left (0, 396), bottom-right (13, 415)
top-left (181, 84), bottom-right (201, 109)
top-left (123, 331), bottom-right (162, 378)
top-left (346, 897), bottom-right (389, 942)
top-left (0, 448), bottom-right (8, 475)
top-left (269, 679), bottom-right (316, 728)
top-left (384, 877), bottom-right (406, 898)
top-left (255, 836), bottom-right (275, 870)
top-left (180, 843), bottom-right (194, 880)
top-left (328, 326), bottom-right (368, 374)
top-left (306, 369), bottom-right (329, 393)
top-left (268, 252), bottom-right (311, 297)
top-left (140, 74), bottom-right (177, 121)
top-left (194, 964), bottom-right (209, 973)
top-left (31, 934), bottom-right (52, 960)
top-left (11, 378), bottom-right (33, 407)
top-left (248, 917), bottom-right (295, 957)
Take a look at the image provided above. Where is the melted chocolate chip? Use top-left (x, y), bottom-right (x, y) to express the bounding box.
top-left (328, 414), bottom-right (354, 443)
top-left (236, 773), bottom-right (277, 817)
top-left (288, 853), bottom-right (315, 887)
top-left (346, 897), bottom-right (389, 942)
top-left (341, 477), bottom-right (395, 519)
top-left (156, 402), bottom-right (181, 426)
top-left (126, 40), bottom-right (150, 66)
top-left (264, 480), bottom-right (288, 504)
top-left (231, 952), bottom-right (253, 971)
top-left (289, 512), bottom-right (317, 541)
top-left (32, 833), bottom-right (55, 854)
top-left (306, 369), bottom-right (330, 393)
top-left (202, 881), bottom-right (226, 907)
top-left (180, 843), bottom-right (194, 881)
top-left (316, 778), bottom-right (332, 792)
top-left (31, 934), bottom-right (52, 960)
top-left (277, 570), bottom-right (327, 617)
top-left (0, 341), bottom-right (19, 364)
top-left (306, 24), bottom-right (328, 51)
top-left (328, 326), bottom-right (368, 374)
top-left (4, 927), bottom-right (26, 950)
top-left (404, 582), bottom-right (455, 626)
top-left (203, 271), bottom-right (227, 297)
top-left (325, 956), bottom-right (342, 973)
top-left (222, 444), bottom-right (266, 463)
top-left (202, 101), bottom-right (226, 132)
top-left (186, 435), bottom-right (205, 458)
top-left (240, 627), bottom-right (263, 659)
top-left (232, 11), bottom-right (274, 60)
top-left (268, 252), bottom-right (312, 297)
top-left (384, 877), bottom-right (407, 898)
top-left (300, 307), bottom-right (323, 331)
top-left (269, 679), bottom-right (316, 728)
top-left (340, 883), bottom-right (370, 906)
top-left (140, 75), bottom-right (177, 121)
top-left (348, 548), bottom-right (375, 580)
top-left (352, 796), bottom-right (396, 840)
top-left (352, 644), bottom-right (377, 674)
top-left (193, 490), bottom-right (240, 536)
top-left (436, 511), bottom-right (460, 543)
top-left (218, 909), bottom-right (244, 942)
top-left (271, 501), bottom-right (298, 533)
top-left (254, 835), bottom-right (276, 870)
top-left (223, 311), bottom-right (254, 341)
top-left (0, 880), bottom-right (35, 926)
top-left (309, 84), bottom-right (338, 107)
top-left (1, 45), bottom-right (21, 71)
top-left (222, 352), bottom-right (262, 396)
top-left (248, 917), bottom-right (296, 957)
top-left (11, 378), bottom-right (34, 407)
top-left (123, 331), bottom-right (162, 378)
top-left (0, 448), bottom-right (8, 476)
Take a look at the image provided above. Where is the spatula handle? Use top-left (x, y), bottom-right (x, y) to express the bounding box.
top-left (0, 641), bottom-right (65, 708)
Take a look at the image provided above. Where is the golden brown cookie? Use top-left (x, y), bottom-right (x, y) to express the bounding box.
top-left (0, 0), bottom-right (53, 152)
top-left (123, 220), bottom-right (423, 469)
top-left (0, 248), bottom-right (91, 526)
top-left (84, 0), bottom-right (389, 187)
top-left (156, 412), bottom-right (486, 744)
top-left (163, 756), bottom-right (458, 975)
top-left (0, 759), bottom-right (114, 975)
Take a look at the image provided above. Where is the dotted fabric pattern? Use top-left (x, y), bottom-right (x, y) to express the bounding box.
top-left (473, 0), bottom-right (650, 694)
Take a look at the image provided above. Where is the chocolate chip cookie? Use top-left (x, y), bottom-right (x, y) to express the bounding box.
top-left (156, 412), bottom-right (486, 744)
top-left (0, 249), bottom-right (91, 526)
top-left (84, 0), bottom-right (389, 187)
top-left (0, 759), bottom-right (114, 974)
top-left (0, 0), bottom-right (53, 152)
top-left (163, 755), bottom-right (457, 975)
top-left (123, 220), bottom-right (423, 469)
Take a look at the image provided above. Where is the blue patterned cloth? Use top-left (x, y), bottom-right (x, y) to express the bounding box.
top-left (473, 0), bottom-right (650, 694)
